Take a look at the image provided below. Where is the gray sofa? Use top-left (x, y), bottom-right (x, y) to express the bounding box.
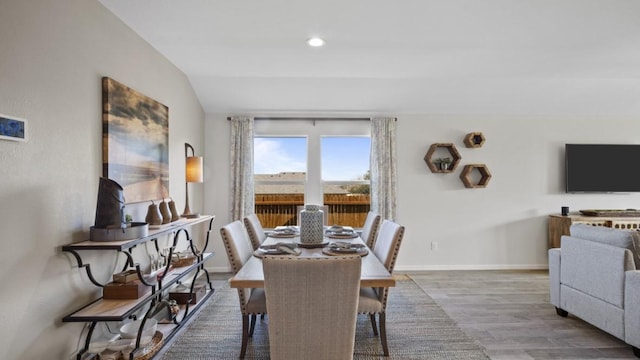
top-left (549, 223), bottom-right (640, 357)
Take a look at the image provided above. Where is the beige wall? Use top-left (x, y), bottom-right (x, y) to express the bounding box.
top-left (204, 113), bottom-right (640, 272)
top-left (0, 1), bottom-right (204, 359)
top-left (4, 0), bottom-right (640, 358)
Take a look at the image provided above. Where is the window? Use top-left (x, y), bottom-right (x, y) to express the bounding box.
top-left (253, 119), bottom-right (370, 228)
top-left (254, 136), bottom-right (307, 195)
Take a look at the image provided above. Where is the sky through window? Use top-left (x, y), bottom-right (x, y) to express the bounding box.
top-left (254, 137), bottom-right (370, 181)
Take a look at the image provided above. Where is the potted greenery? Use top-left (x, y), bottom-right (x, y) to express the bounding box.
top-left (436, 157), bottom-right (452, 170)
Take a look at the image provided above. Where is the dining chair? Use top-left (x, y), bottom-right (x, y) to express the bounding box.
top-left (358, 219), bottom-right (405, 356)
top-left (360, 211), bottom-right (381, 249)
top-left (262, 256), bottom-right (362, 360)
top-left (243, 213), bottom-right (267, 250)
top-left (220, 220), bottom-right (267, 358)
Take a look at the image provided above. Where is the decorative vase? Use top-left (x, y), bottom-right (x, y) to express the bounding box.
top-left (300, 204), bottom-right (324, 244)
top-left (168, 198), bottom-right (181, 222)
top-left (159, 199), bottom-right (171, 224)
top-left (145, 201), bottom-right (163, 226)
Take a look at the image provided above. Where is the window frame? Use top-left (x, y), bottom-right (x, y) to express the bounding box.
top-left (253, 119), bottom-right (371, 205)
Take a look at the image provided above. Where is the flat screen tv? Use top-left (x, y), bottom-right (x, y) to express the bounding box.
top-left (565, 144), bottom-right (640, 193)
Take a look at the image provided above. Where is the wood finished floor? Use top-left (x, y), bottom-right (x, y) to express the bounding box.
top-left (166, 271), bottom-right (637, 359)
top-left (408, 270), bottom-right (638, 360)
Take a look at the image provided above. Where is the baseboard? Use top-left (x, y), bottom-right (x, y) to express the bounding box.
top-left (395, 264), bottom-right (549, 271)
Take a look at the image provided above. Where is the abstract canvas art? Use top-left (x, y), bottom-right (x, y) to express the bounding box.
top-left (102, 77), bottom-right (169, 204)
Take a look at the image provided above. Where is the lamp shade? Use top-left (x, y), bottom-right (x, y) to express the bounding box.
top-left (185, 156), bottom-right (203, 183)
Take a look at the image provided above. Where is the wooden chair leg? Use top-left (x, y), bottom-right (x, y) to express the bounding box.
top-left (249, 314), bottom-right (257, 336)
top-left (369, 313), bottom-right (379, 336)
top-left (380, 313), bottom-right (389, 356)
top-left (240, 315), bottom-right (249, 358)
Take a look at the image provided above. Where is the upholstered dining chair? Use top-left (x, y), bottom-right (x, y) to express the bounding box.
top-left (220, 220), bottom-right (267, 358)
top-left (360, 211), bottom-right (381, 249)
top-left (358, 219), bottom-right (405, 356)
top-left (262, 256), bottom-right (362, 360)
top-left (243, 213), bottom-right (267, 250)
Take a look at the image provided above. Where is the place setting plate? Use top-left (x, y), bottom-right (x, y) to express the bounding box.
top-left (268, 232), bottom-right (298, 238)
top-left (294, 239), bottom-right (329, 248)
top-left (322, 242), bottom-right (368, 257)
top-left (325, 225), bottom-right (359, 239)
top-left (253, 242), bottom-right (301, 258)
top-left (268, 226), bottom-right (300, 238)
top-left (326, 232), bottom-right (359, 239)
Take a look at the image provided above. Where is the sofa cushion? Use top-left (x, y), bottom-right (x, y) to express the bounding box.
top-left (570, 224), bottom-right (640, 268)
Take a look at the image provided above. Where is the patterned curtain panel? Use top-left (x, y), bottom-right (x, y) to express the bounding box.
top-left (370, 117), bottom-right (398, 220)
top-left (229, 116), bottom-right (255, 221)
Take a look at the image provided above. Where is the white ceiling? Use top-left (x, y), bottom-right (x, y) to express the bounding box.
top-left (99, 0), bottom-right (640, 116)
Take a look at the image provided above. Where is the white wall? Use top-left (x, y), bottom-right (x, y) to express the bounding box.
top-left (204, 113), bottom-right (640, 271)
top-left (0, 1), bottom-right (204, 359)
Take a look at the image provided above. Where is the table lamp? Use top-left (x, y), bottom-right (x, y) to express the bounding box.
top-left (182, 142), bottom-right (203, 218)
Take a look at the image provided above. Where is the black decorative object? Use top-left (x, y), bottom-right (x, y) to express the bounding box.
top-left (90, 177), bottom-right (149, 241)
top-left (94, 177), bottom-right (126, 229)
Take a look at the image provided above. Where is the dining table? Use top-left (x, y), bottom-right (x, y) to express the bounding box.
top-left (228, 227), bottom-right (396, 289)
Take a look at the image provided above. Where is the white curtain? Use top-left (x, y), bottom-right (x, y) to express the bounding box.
top-left (370, 117), bottom-right (398, 220)
top-left (229, 116), bottom-right (254, 221)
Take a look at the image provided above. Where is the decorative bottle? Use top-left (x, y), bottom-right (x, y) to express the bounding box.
top-left (300, 204), bottom-right (324, 244)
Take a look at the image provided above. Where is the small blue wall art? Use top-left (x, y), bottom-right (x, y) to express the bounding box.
top-left (0, 114), bottom-right (27, 142)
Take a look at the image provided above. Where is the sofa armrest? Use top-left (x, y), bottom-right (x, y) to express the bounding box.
top-left (561, 236), bottom-right (634, 308)
top-left (625, 271), bottom-right (640, 348)
top-left (549, 248), bottom-right (561, 307)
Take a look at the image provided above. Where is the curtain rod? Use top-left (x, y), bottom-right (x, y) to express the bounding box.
top-left (226, 116), bottom-right (396, 121)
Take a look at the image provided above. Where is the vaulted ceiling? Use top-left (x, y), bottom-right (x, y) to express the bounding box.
top-left (99, 0), bottom-right (640, 116)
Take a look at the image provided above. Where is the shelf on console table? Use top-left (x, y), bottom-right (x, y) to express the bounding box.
top-left (62, 215), bottom-right (216, 360)
top-left (548, 213), bottom-right (640, 248)
top-left (62, 216), bottom-right (214, 252)
top-left (63, 252), bottom-right (214, 322)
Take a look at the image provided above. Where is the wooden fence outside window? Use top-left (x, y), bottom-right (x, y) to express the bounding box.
top-left (255, 194), bottom-right (370, 228)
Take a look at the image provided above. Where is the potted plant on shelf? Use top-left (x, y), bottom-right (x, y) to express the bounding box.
top-left (436, 157), bottom-right (452, 170)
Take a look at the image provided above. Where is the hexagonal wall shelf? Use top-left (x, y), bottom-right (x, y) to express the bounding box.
top-left (460, 164), bottom-right (492, 188)
top-left (424, 143), bottom-right (461, 173)
top-left (464, 132), bottom-right (485, 148)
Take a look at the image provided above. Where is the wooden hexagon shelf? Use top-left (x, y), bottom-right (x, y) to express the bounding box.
top-left (460, 164), bottom-right (492, 188)
top-left (464, 132), bottom-right (485, 148)
top-left (424, 143), bottom-right (462, 173)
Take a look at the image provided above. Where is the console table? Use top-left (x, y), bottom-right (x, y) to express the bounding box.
top-left (62, 215), bottom-right (215, 360)
top-left (548, 214), bottom-right (640, 248)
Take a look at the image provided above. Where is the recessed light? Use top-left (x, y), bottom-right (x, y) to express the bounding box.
top-left (307, 37), bottom-right (325, 47)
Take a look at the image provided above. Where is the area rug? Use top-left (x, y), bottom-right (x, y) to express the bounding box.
top-left (161, 277), bottom-right (490, 359)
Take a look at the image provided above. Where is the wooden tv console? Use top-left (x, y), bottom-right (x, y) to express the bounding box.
top-left (548, 213), bottom-right (640, 248)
